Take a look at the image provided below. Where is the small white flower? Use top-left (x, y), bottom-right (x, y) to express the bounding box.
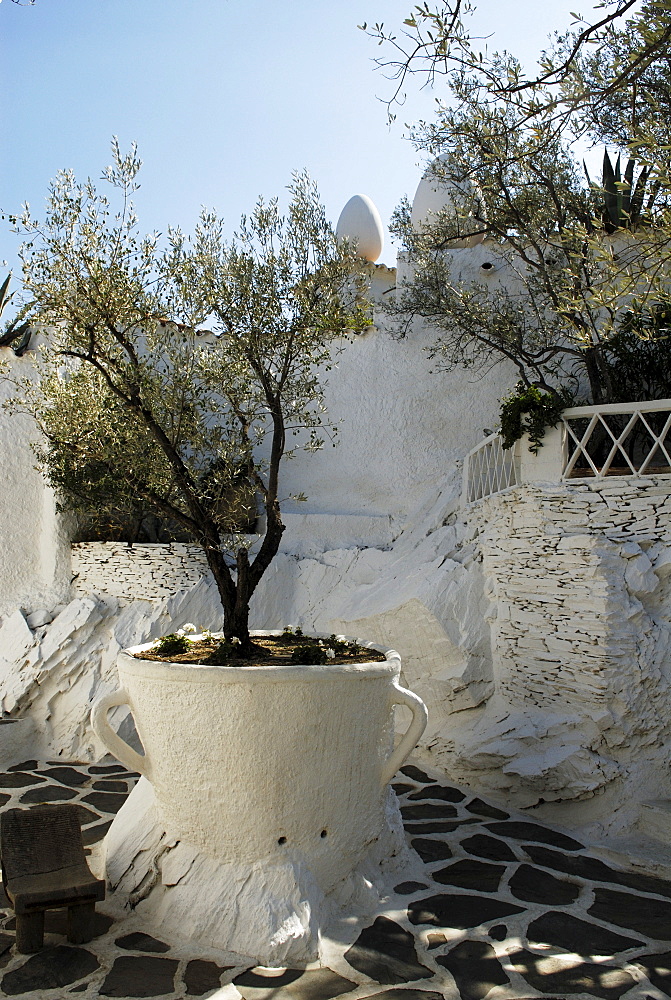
top-left (176, 629), bottom-right (185, 637)
top-left (231, 636), bottom-right (241, 645)
top-left (182, 623), bottom-right (197, 634)
top-left (326, 648), bottom-right (336, 659)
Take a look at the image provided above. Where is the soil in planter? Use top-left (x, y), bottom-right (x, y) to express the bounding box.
top-left (134, 630), bottom-right (387, 667)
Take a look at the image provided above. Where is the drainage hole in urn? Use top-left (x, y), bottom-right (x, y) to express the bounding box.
top-left (320, 829), bottom-right (328, 838)
top-left (277, 836), bottom-right (287, 845)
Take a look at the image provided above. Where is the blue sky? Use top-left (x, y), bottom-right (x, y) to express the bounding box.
top-left (2, 0), bottom-right (598, 281)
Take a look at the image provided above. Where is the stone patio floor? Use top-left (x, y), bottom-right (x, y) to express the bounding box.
top-left (0, 759), bottom-right (668, 998)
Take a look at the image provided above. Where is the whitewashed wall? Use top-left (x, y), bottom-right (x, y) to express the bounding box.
top-left (0, 347), bottom-right (71, 618)
top-left (276, 253), bottom-right (513, 522)
top-left (72, 543), bottom-right (209, 603)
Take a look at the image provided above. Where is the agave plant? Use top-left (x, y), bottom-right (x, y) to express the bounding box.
top-left (0, 275), bottom-right (31, 356)
top-left (585, 150), bottom-right (658, 233)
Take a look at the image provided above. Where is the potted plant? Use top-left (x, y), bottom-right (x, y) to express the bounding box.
top-left (91, 627), bottom-right (426, 963)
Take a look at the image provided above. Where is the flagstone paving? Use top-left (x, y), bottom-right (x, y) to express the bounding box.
top-left (0, 758), bottom-right (668, 998)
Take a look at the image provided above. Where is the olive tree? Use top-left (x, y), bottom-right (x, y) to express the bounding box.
top-left (362, 0), bottom-right (669, 132)
top-left (368, 2), bottom-right (671, 427)
top-left (5, 141), bottom-right (369, 652)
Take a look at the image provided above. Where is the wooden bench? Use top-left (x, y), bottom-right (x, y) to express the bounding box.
top-left (1, 803), bottom-right (105, 953)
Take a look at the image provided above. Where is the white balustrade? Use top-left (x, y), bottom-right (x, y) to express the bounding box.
top-left (463, 398), bottom-right (671, 503)
top-left (462, 432), bottom-right (518, 503)
top-left (561, 399), bottom-right (671, 480)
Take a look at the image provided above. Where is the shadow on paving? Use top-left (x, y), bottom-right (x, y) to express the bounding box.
top-left (0, 757), bottom-right (664, 998)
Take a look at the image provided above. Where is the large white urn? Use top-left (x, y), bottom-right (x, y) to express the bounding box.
top-left (91, 633), bottom-right (427, 964)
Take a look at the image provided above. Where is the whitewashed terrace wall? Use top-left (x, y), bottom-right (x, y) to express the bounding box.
top-left (432, 474), bottom-right (671, 843)
top-left (71, 543), bottom-right (209, 603)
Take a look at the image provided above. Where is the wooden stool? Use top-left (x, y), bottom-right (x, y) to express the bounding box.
top-left (1, 803), bottom-right (105, 953)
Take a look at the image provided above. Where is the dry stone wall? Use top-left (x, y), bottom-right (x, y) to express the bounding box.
top-left (71, 543), bottom-right (210, 603)
top-left (433, 475), bottom-right (671, 841)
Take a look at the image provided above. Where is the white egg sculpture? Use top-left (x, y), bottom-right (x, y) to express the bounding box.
top-left (336, 194), bottom-right (384, 263)
top-left (411, 153), bottom-right (486, 247)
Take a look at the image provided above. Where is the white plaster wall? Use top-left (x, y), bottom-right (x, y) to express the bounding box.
top-left (0, 349), bottom-right (71, 617)
top-left (276, 259), bottom-right (514, 519)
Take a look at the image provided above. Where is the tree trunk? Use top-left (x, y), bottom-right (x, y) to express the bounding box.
top-left (199, 406), bottom-right (287, 654)
top-left (228, 547), bottom-right (253, 651)
top-left (584, 345), bottom-right (614, 403)
top-left (201, 522), bottom-right (286, 655)
top-left (203, 543), bottom-right (236, 633)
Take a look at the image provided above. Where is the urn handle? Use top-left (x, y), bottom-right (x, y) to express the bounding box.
top-left (91, 688), bottom-right (151, 780)
top-left (381, 682), bottom-right (428, 787)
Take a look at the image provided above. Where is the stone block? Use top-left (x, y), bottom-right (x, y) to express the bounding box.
top-left (625, 553), bottom-right (659, 595)
top-left (26, 609), bottom-right (52, 629)
top-left (0, 610), bottom-right (34, 662)
top-left (39, 599), bottom-right (103, 663)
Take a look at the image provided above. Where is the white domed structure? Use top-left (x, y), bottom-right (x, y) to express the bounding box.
top-left (411, 154), bottom-right (486, 247)
top-left (336, 194), bottom-right (384, 263)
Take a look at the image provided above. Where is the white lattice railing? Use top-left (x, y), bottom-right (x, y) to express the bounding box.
top-left (463, 398), bottom-right (671, 502)
top-left (561, 399), bottom-right (671, 479)
top-left (463, 432), bottom-right (518, 503)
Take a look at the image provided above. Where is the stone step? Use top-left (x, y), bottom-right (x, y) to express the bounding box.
top-left (640, 798), bottom-right (671, 843)
top-left (0, 717), bottom-right (37, 768)
top-left (277, 512), bottom-right (397, 555)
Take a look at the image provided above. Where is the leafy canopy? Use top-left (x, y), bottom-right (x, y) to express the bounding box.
top-left (5, 140), bottom-right (369, 646)
top-left (373, 1), bottom-right (671, 437)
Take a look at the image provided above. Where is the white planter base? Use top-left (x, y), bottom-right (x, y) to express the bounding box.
top-left (104, 776), bottom-right (412, 966)
top-left (93, 632), bottom-right (427, 965)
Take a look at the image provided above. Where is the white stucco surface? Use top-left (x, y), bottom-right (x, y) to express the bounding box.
top-left (0, 350), bottom-right (71, 617)
top-left (103, 775), bottom-right (413, 966)
top-left (275, 262), bottom-right (512, 519)
top-left (94, 639), bottom-right (424, 879)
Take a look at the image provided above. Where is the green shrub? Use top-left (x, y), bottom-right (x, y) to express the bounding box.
top-left (500, 382), bottom-right (573, 453)
top-left (151, 633), bottom-right (190, 657)
top-left (291, 644), bottom-right (328, 665)
top-left (604, 307), bottom-right (671, 402)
